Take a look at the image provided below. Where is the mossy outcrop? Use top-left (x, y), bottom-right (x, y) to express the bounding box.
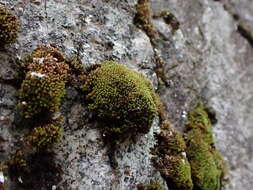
top-left (82, 61), bottom-right (158, 138)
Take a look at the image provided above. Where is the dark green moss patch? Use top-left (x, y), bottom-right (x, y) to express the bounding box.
top-left (185, 102), bottom-right (225, 190)
top-left (19, 46), bottom-right (69, 118)
top-left (0, 7), bottom-right (19, 45)
top-left (82, 61), bottom-right (158, 138)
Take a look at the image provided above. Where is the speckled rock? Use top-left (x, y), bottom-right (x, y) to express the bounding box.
top-left (0, 0), bottom-right (253, 190)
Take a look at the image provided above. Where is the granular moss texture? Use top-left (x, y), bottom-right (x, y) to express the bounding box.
top-left (152, 127), bottom-right (193, 190)
top-left (0, 6), bottom-right (19, 45)
top-left (19, 46), bottom-right (69, 118)
top-left (82, 61), bottom-right (158, 137)
top-left (137, 182), bottom-right (166, 190)
top-left (185, 103), bottom-right (225, 190)
top-left (25, 124), bottom-right (62, 151)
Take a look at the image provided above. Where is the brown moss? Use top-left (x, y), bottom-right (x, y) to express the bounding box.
top-left (0, 7), bottom-right (19, 45)
top-left (134, 0), bottom-right (157, 42)
top-left (19, 46), bottom-right (69, 118)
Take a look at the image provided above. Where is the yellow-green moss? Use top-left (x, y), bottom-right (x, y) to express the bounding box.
top-left (0, 7), bottom-right (19, 45)
top-left (25, 124), bottom-right (62, 151)
top-left (82, 61), bottom-right (158, 137)
top-left (19, 46), bottom-right (69, 118)
top-left (186, 102), bottom-right (213, 145)
top-left (152, 128), bottom-right (193, 190)
top-left (137, 182), bottom-right (166, 190)
top-left (186, 103), bottom-right (225, 190)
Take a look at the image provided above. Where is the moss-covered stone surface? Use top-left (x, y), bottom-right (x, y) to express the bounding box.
top-left (82, 61), bottom-right (158, 138)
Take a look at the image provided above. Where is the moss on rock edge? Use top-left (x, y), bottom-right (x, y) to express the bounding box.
top-left (186, 103), bottom-right (225, 190)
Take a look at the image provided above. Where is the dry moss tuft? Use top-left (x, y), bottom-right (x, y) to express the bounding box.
top-left (0, 7), bottom-right (19, 45)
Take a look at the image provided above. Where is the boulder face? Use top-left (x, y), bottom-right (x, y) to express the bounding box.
top-left (0, 0), bottom-right (252, 190)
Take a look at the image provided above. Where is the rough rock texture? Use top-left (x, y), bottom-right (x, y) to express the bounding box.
top-left (0, 0), bottom-right (253, 190)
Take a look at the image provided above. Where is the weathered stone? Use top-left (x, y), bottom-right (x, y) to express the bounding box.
top-left (0, 0), bottom-right (252, 189)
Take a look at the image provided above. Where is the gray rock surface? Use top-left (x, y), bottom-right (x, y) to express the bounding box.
top-left (0, 0), bottom-right (253, 190)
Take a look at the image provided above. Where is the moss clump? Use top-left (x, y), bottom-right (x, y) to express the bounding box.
top-left (186, 103), bottom-right (213, 145)
top-left (25, 124), bottom-right (62, 151)
top-left (152, 128), bottom-right (193, 190)
top-left (19, 46), bottom-right (69, 118)
top-left (186, 103), bottom-right (225, 190)
top-left (0, 7), bottom-right (19, 45)
top-left (137, 182), bottom-right (166, 190)
top-left (82, 61), bottom-right (158, 138)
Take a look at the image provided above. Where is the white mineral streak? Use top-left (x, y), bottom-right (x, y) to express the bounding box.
top-left (30, 72), bottom-right (46, 78)
top-left (0, 172), bottom-right (4, 184)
